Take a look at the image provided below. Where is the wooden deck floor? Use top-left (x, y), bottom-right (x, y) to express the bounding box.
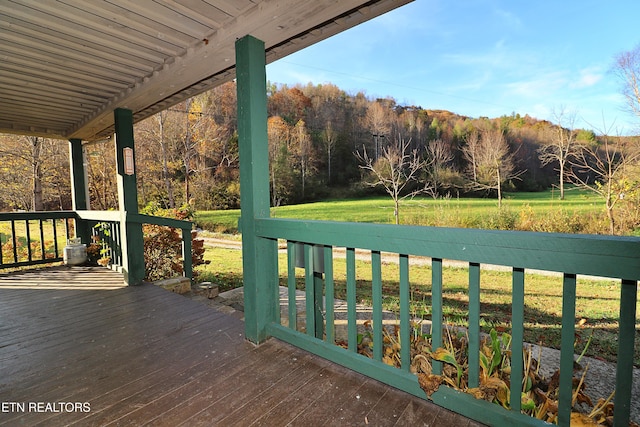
top-left (0, 266), bottom-right (482, 426)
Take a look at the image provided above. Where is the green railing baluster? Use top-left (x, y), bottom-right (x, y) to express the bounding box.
top-left (399, 254), bottom-right (411, 372)
top-left (558, 273), bottom-right (576, 426)
top-left (324, 246), bottom-right (335, 345)
top-left (304, 243), bottom-right (316, 337)
top-left (25, 220), bottom-right (32, 262)
top-left (432, 257), bottom-right (443, 375)
top-left (511, 267), bottom-right (525, 414)
top-left (372, 250), bottom-right (383, 362)
top-left (0, 222), bottom-right (3, 265)
top-left (287, 241), bottom-right (297, 331)
top-left (313, 263), bottom-right (324, 339)
top-left (347, 247), bottom-right (357, 353)
top-left (468, 262), bottom-right (481, 388)
top-left (38, 219), bottom-right (45, 260)
top-left (110, 222), bottom-right (118, 265)
top-left (52, 219), bottom-right (59, 259)
top-left (614, 279), bottom-right (637, 426)
top-left (272, 238), bottom-right (280, 324)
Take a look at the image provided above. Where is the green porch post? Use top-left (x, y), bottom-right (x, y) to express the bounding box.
top-left (114, 108), bottom-right (145, 285)
top-left (68, 138), bottom-right (90, 243)
top-left (236, 35), bottom-right (278, 343)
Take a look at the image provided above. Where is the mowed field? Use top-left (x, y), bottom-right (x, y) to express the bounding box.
top-left (195, 188), bottom-right (605, 233)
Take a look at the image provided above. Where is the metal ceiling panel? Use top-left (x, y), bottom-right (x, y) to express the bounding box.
top-left (0, 0), bottom-right (411, 140)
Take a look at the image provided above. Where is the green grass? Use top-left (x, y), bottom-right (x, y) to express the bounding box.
top-left (196, 245), bottom-right (639, 365)
top-left (195, 187), bottom-right (606, 234)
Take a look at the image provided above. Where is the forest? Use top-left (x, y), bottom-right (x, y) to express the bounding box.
top-left (0, 80), bottom-right (639, 233)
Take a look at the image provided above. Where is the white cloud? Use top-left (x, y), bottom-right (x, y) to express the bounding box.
top-left (504, 71), bottom-right (568, 98)
top-left (570, 67), bottom-right (603, 89)
top-left (494, 9), bottom-right (523, 30)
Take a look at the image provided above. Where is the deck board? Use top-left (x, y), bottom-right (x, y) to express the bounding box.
top-left (0, 266), bottom-right (479, 426)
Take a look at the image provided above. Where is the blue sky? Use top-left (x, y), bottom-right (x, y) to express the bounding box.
top-left (266, 0), bottom-right (640, 135)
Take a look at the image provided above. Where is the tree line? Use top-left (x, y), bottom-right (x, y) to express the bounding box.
top-left (1, 44), bottom-right (639, 234)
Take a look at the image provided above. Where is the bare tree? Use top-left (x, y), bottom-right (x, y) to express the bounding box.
top-left (463, 129), bottom-right (524, 208)
top-left (155, 111), bottom-right (176, 208)
top-left (322, 120), bottom-right (338, 184)
top-left (462, 130), bottom-right (480, 182)
top-left (293, 119), bottom-right (314, 199)
top-left (26, 136), bottom-right (44, 211)
top-left (568, 129), bottom-right (640, 234)
top-left (613, 43), bottom-right (640, 119)
top-left (425, 138), bottom-right (455, 198)
top-left (537, 108), bottom-right (579, 200)
top-left (355, 136), bottom-right (426, 224)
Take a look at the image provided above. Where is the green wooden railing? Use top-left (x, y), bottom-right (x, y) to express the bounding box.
top-left (0, 211), bottom-right (76, 268)
top-left (253, 218), bottom-right (639, 427)
top-left (76, 211), bottom-right (193, 281)
top-left (0, 211), bottom-right (193, 282)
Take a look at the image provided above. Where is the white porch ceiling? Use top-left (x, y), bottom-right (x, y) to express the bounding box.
top-left (0, 0), bottom-right (411, 141)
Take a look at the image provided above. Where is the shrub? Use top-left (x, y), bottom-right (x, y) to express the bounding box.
top-left (141, 203), bottom-right (209, 282)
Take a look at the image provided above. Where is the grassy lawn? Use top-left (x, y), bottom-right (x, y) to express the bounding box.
top-left (195, 187), bottom-right (606, 233)
top-left (196, 245), bottom-right (639, 365)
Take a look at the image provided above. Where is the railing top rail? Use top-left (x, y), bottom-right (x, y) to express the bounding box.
top-left (255, 218), bottom-right (640, 281)
top-left (128, 213), bottom-right (192, 231)
top-left (75, 210), bottom-right (122, 222)
top-left (75, 211), bottom-right (192, 231)
top-left (0, 211), bottom-right (76, 220)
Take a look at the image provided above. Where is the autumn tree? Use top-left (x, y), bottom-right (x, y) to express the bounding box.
top-left (181, 98), bottom-right (197, 204)
top-left (268, 85), bottom-right (311, 124)
top-left (135, 110), bottom-right (181, 208)
top-left (292, 119), bottom-right (314, 198)
top-left (365, 101), bottom-right (392, 160)
top-left (0, 134), bottom-right (70, 210)
top-left (356, 136), bottom-right (426, 224)
top-left (267, 116), bottom-right (297, 206)
top-left (463, 128), bottom-right (523, 207)
top-left (44, 138), bottom-right (71, 210)
top-left (184, 84), bottom-right (239, 210)
top-left (303, 83), bottom-right (346, 184)
top-left (85, 140), bottom-right (118, 210)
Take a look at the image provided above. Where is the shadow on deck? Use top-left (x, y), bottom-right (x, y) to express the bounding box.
top-left (0, 266), bottom-right (481, 426)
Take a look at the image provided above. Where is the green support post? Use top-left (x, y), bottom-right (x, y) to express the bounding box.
top-left (614, 279), bottom-right (637, 426)
top-left (114, 108), bottom-right (145, 285)
top-left (236, 35), bottom-right (278, 343)
top-left (69, 138), bottom-right (90, 243)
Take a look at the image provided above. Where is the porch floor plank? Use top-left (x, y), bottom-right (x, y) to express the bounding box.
top-left (0, 266), bottom-right (480, 426)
